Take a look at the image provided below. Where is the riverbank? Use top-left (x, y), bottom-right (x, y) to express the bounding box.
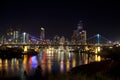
top-left (0, 76), bottom-right (20, 80)
top-left (69, 60), bottom-right (120, 80)
top-left (0, 47), bottom-right (38, 59)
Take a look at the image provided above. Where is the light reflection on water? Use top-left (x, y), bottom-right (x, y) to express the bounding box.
top-left (0, 46), bottom-right (101, 78)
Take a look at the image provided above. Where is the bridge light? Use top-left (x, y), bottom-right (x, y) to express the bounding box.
top-left (98, 47), bottom-right (101, 52)
top-left (109, 46), bottom-right (113, 49)
top-left (95, 55), bottom-right (101, 62)
top-left (24, 46), bottom-right (28, 52)
top-left (108, 41), bottom-right (112, 43)
top-left (23, 32), bottom-right (26, 35)
top-left (41, 27), bottom-right (44, 30)
top-left (95, 46), bottom-right (101, 54)
top-left (97, 34), bottom-right (100, 37)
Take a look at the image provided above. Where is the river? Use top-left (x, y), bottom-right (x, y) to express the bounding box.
top-left (0, 46), bottom-right (101, 79)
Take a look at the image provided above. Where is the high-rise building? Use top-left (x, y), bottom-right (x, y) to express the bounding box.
top-left (13, 30), bottom-right (19, 43)
top-left (40, 27), bottom-right (45, 41)
top-left (79, 30), bottom-right (87, 45)
top-left (59, 36), bottom-right (65, 45)
top-left (7, 27), bottom-right (14, 42)
top-left (22, 32), bottom-right (29, 44)
top-left (71, 21), bottom-right (87, 44)
top-left (7, 27), bottom-right (21, 43)
top-left (77, 20), bottom-right (83, 32)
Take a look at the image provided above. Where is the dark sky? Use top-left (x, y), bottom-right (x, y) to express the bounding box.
top-left (0, 0), bottom-right (119, 41)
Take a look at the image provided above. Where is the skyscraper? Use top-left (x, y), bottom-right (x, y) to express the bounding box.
top-left (40, 27), bottom-right (45, 41)
top-left (22, 32), bottom-right (29, 44)
top-left (71, 21), bottom-right (87, 44)
top-left (79, 30), bottom-right (87, 45)
top-left (13, 29), bottom-right (20, 43)
top-left (7, 27), bottom-right (20, 43)
top-left (77, 20), bottom-right (83, 31)
top-left (7, 27), bottom-right (13, 42)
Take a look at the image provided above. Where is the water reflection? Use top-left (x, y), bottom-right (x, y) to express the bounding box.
top-left (29, 56), bottom-right (38, 69)
top-left (47, 59), bottom-right (52, 73)
top-left (60, 61), bottom-right (64, 73)
top-left (66, 59), bottom-right (70, 72)
top-left (0, 46), bottom-right (101, 78)
top-left (0, 58), bottom-right (21, 78)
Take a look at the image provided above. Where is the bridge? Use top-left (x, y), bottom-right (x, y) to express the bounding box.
top-left (1, 43), bottom-right (113, 47)
top-left (0, 33), bottom-right (113, 47)
top-left (0, 33), bottom-right (115, 61)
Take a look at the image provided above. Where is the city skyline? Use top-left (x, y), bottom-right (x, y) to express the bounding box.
top-left (0, 0), bottom-right (119, 41)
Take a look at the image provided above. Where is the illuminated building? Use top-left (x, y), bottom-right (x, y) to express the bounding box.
top-left (13, 29), bottom-right (20, 43)
top-left (53, 35), bottom-right (60, 42)
top-left (59, 36), bottom-right (65, 45)
top-left (79, 30), bottom-right (87, 45)
top-left (7, 27), bottom-right (14, 43)
top-left (40, 27), bottom-right (45, 41)
top-left (7, 27), bottom-right (21, 43)
top-left (22, 32), bottom-right (26, 43)
top-left (26, 33), bottom-right (29, 43)
top-left (22, 32), bottom-right (29, 44)
top-left (71, 21), bottom-right (87, 44)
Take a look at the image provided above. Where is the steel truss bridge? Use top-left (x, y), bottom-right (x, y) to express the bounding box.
top-left (1, 43), bottom-right (113, 47)
top-left (0, 33), bottom-right (113, 47)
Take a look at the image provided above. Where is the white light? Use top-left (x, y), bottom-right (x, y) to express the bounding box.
top-left (23, 32), bottom-right (26, 35)
top-left (98, 47), bottom-right (101, 52)
top-left (82, 30), bottom-right (85, 32)
top-left (97, 34), bottom-right (100, 37)
top-left (41, 27), bottom-right (44, 30)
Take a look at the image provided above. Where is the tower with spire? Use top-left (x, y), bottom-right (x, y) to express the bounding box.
top-left (40, 27), bottom-right (45, 41)
top-left (71, 20), bottom-right (87, 45)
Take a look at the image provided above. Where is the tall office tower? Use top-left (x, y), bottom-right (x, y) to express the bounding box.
top-left (22, 32), bottom-right (26, 44)
top-left (22, 32), bottom-right (29, 44)
top-left (13, 29), bottom-right (20, 43)
top-left (26, 33), bottom-right (29, 43)
top-left (7, 27), bottom-right (21, 43)
top-left (77, 20), bottom-right (83, 33)
top-left (71, 20), bottom-right (87, 44)
top-left (79, 30), bottom-right (87, 45)
top-left (59, 36), bottom-right (65, 45)
top-left (40, 27), bottom-right (45, 41)
top-left (7, 27), bottom-right (14, 42)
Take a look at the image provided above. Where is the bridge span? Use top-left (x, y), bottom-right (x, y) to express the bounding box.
top-left (1, 43), bottom-right (113, 47)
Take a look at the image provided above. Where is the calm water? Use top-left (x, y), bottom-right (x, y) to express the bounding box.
top-left (0, 46), bottom-right (100, 79)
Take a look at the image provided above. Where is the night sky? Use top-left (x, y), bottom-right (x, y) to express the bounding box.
top-left (0, 0), bottom-right (119, 41)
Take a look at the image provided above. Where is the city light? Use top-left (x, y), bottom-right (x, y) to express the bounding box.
top-left (41, 27), bottom-right (44, 30)
top-left (24, 46), bottom-right (28, 52)
top-left (23, 32), bottom-right (26, 44)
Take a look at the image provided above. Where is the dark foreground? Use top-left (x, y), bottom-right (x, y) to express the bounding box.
top-left (70, 60), bottom-right (120, 80)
